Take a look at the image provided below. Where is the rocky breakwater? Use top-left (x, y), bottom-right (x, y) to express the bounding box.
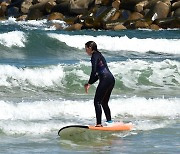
top-left (0, 0), bottom-right (180, 30)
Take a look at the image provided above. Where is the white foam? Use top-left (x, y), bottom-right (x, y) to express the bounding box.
top-left (111, 97), bottom-right (180, 118)
top-left (0, 65), bottom-right (64, 87)
top-left (0, 31), bottom-right (27, 47)
top-left (0, 99), bottom-right (94, 121)
top-left (47, 33), bottom-right (180, 54)
top-left (0, 120), bottom-right (64, 135)
top-left (0, 99), bottom-right (94, 135)
top-left (0, 97), bottom-right (179, 121)
top-left (1, 17), bottom-right (47, 27)
top-left (109, 59), bottom-right (180, 89)
top-left (0, 97), bottom-right (179, 134)
top-left (0, 17), bottom-right (67, 30)
top-left (134, 120), bottom-right (172, 131)
top-left (0, 59), bottom-right (180, 89)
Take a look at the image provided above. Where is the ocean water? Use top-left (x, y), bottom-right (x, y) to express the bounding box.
top-left (0, 17), bottom-right (180, 153)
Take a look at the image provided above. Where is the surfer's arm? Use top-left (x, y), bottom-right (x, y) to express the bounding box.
top-left (88, 53), bottom-right (99, 84)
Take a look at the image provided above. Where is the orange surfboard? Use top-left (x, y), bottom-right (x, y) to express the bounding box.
top-left (58, 122), bottom-right (133, 136)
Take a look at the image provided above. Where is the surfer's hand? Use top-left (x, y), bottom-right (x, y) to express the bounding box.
top-left (84, 83), bottom-right (90, 93)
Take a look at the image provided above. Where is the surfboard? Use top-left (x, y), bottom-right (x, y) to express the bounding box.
top-left (58, 122), bottom-right (133, 136)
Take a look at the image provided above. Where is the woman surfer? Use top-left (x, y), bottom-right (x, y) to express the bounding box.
top-left (84, 41), bottom-right (115, 127)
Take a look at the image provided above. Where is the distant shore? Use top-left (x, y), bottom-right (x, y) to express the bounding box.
top-left (0, 0), bottom-right (180, 30)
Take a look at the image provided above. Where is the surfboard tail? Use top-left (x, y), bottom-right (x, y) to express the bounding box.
top-left (58, 125), bottom-right (89, 136)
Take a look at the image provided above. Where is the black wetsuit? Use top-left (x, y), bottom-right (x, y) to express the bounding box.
top-left (88, 51), bottom-right (115, 125)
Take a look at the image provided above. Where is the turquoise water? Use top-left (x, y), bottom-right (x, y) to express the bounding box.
top-left (0, 18), bottom-right (180, 153)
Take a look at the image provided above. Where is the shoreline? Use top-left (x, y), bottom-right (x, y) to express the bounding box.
top-left (0, 0), bottom-right (180, 31)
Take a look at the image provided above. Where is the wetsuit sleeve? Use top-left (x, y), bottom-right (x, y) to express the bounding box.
top-left (88, 53), bottom-right (99, 84)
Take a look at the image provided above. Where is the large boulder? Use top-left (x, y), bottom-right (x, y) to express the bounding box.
top-left (171, 1), bottom-right (180, 11)
top-left (113, 24), bottom-right (127, 30)
top-left (27, 8), bottom-right (44, 20)
top-left (21, 0), bottom-right (33, 14)
top-left (134, 0), bottom-right (148, 13)
top-left (153, 1), bottom-right (171, 18)
top-left (134, 20), bottom-right (149, 28)
top-left (95, 0), bottom-right (113, 6)
top-left (124, 18), bottom-right (152, 29)
top-left (7, 6), bottom-right (20, 17)
top-left (27, 0), bottom-right (56, 20)
top-left (145, 1), bottom-right (171, 21)
top-left (128, 12), bottom-right (144, 20)
top-left (0, 2), bottom-right (8, 20)
top-left (112, 0), bottom-right (120, 10)
top-left (64, 16), bottom-right (79, 25)
top-left (111, 10), bottom-right (121, 20)
top-left (104, 18), bottom-right (126, 29)
top-left (149, 24), bottom-right (160, 30)
top-left (52, 0), bottom-right (95, 15)
top-left (48, 12), bottom-right (64, 20)
top-left (174, 8), bottom-right (180, 17)
top-left (144, 0), bottom-right (163, 9)
top-left (69, 0), bottom-right (94, 14)
top-left (45, 0), bottom-right (56, 13)
top-left (83, 6), bottom-right (117, 29)
top-left (154, 16), bottom-right (180, 28)
top-left (51, 0), bottom-right (70, 14)
top-left (7, 0), bottom-right (24, 9)
top-left (119, 9), bottom-right (131, 20)
top-left (120, 0), bottom-right (145, 11)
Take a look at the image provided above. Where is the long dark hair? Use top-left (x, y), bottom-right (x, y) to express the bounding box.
top-left (85, 41), bottom-right (98, 52)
